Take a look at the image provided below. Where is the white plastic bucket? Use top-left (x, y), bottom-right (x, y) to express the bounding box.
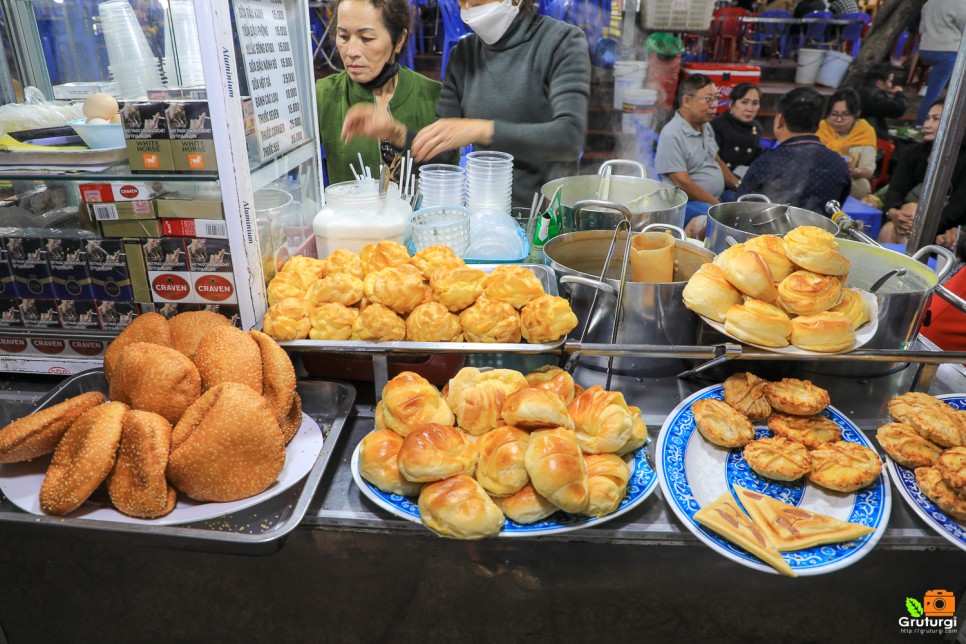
top-left (614, 60), bottom-right (648, 110)
top-left (795, 48), bottom-right (825, 85)
top-left (622, 88), bottom-right (658, 135)
top-left (816, 51), bottom-right (853, 88)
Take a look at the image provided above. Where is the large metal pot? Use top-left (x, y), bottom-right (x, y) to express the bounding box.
top-left (704, 194), bottom-right (839, 254)
top-left (545, 223), bottom-right (715, 376)
top-left (541, 159), bottom-right (687, 233)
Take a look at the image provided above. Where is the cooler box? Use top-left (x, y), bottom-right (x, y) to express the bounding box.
top-left (680, 63), bottom-right (761, 114)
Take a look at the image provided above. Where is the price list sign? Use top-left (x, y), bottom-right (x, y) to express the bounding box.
top-left (233, 0), bottom-right (305, 162)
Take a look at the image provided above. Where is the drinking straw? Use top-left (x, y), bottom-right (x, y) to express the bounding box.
top-left (350, 164), bottom-right (360, 181)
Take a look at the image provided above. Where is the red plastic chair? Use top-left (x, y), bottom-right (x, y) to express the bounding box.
top-left (871, 138), bottom-right (895, 191)
top-left (710, 7), bottom-right (750, 62)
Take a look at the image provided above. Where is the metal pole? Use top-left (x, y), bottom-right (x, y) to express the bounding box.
top-left (906, 28), bottom-right (966, 253)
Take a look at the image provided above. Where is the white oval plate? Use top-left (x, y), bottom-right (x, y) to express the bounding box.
top-left (884, 393), bottom-right (966, 552)
top-left (350, 438), bottom-right (658, 537)
top-left (656, 384), bottom-right (891, 576)
top-left (0, 413), bottom-right (323, 526)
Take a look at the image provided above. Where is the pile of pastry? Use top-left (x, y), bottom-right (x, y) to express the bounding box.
top-left (876, 392), bottom-right (966, 520)
top-left (356, 366), bottom-right (648, 539)
top-left (696, 373), bottom-right (882, 492)
top-left (261, 241), bottom-right (578, 344)
top-left (0, 311), bottom-right (299, 519)
top-left (683, 226), bottom-right (871, 352)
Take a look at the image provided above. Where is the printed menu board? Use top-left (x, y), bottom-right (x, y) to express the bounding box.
top-left (233, 0), bottom-right (306, 161)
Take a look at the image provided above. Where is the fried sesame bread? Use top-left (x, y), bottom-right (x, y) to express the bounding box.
top-left (0, 392), bottom-right (106, 463)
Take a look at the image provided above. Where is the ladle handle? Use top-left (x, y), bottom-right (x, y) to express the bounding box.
top-left (642, 223), bottom-right (687, 239)
top-left (598, 159), bottom-right (647, 179)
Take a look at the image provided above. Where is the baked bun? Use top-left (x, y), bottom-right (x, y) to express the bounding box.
top-left (915, 466), bottom-right (966, 520)
top-left (829, 288), bottom-right (871, 329)
top-left (107, 410), bottom-right (176, 519)
top-left (807, 441), bottom-right (883, 492)
top-left (278, 392), bottom-right (302, 445)
top-left (616, 405), bottom-right (649, 457)
top-left (524, 366), bottom-right (576, 404)
top-left (375, 371), bottom-right (455, 437)
top-left (743, 235), bottom-right (794, 282)
top-left (767, 412), bottom-right (841, 450)
top-left (194, 325), bottom-right (263, 393)
top-left (279, 254), bottom-right (327, 281)
top-left (482, 265), bottom-right (544, 309)
top-left (520, 294), bottom-right (578, 343)
top-left (358, 429), bottom-right (422, 496)
top-left (723, 372), bottom-right (771, 421)
top-left (167, 310), bottom-right (232, 360)
top-left (430, 266), bottom-right (487, 312)
top-left (167, 382), bottom-right (286, 502)
top-left (937, 446), bottom-right (966, 491)
top-left (363, 264), bottom-right (431, 315)
top-left (110, 342), bottom-right (201, 425)
top-left (582, 453), bottom-right (630, 518)
top-left (777, 270), bottom-right (842, 316)
top-left (743, 436), bottom-right (811, 481)
top-left (525, 428), bottom-right (589, 513)
top-left (411, 245), bottom-right (464, 279)
top-left (351, 303), bottom-right (407, 341)
top-left (782, 226), bottom-right (850, 276)
top-left (568, 386), bottom-right (634, 454)
top-left (262, 297), bottom-right (312, 340)
top-left (305, 273), bottom-right (364, 307)
top-left (39, 401), bottom-right (128, 516)
top-left (888, 392), bottom-right (966, 448)
top-left (0, 392), bottom-right (106, 463)
top-left (475, 425), bottom-right (531, 496)
top-left (445, 367), bottom-right (528, 435)
top-left (500, 388), bottom-right (575, 431)
top-left (790, 311), bottom-right (855, 353)
top-left (418, 474), bottom-right (505, 539)
top-left (309, 302), bottom-right (359, 340)
top-left (325, 248), bottom-right (365, 279)
top-left (405, 301), bottom-right (463, 342)
top-left (722, 250), bottom-right (777, 302)
top-left (459, 297), bottom-right (521, 343)
top-left (104, 312), bottom-right (173, 381)
top-left (724, 298), bottom-right (792, 348)
top-left (494, 484), bottom-right (557, 524)
top-left (692, 398), bottom-right (755, 448)
top-left (397, 424), bottom-right (478, 483)
top-left (712, 242), bottom-right (746, 271)
top-left (360, 240), bottom-right (410, 274)
top-left (248, 329), bottom-right (297, 423)
top-left (682, 263), bottom-right (743, 323)
top-left (764, 378), bottom-right (830, 416)
top-left (267, 270), bottom-right (313, 305)
top-left (876, 422), bottom-right (943, 469)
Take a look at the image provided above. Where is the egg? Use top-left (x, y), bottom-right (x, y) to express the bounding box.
top-left (109, 114), bottom-right (121, 124)
top-left (83, 93), bottom-right (119, 121)
top-left (86, 117), bottom-right (109, 125)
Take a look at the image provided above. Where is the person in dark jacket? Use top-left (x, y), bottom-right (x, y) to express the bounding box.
top-left (856, 64), bottom-right (909, 139)
top-left (711, 83), bottom-right (764, 174)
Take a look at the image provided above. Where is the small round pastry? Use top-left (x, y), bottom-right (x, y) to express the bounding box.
top-left (351, 303), bottom-right (407, 342)
top-left (107, 410), bottom-right (176, 519)
top-left (888, 392), bottom-right (966, 448)
top-left (109, 342), bottom-right (202, 425)
top-left (482, 265), bottom-right (544, 309)
top-left (782, 226), bottom-right (850, 276)
top-left (39, 401), bottom-right (128, 516)
top-left (375, 371), bottom-right (455, 437)
top-left (430, 266), bottom-right (487, 312)
top-left (723, 372), bottom-right (771, 422)
top-left (767, 412), bottom-right (841, 450)
top-left (743, 436), bottom-right (811, 481)
top-left (807, 441), bottom-right (883, 492)
top-left (501, 388), bottom-right (575, 431)
top-left (358, 429), bottom-right (422, 497)
top-left (459, 297), bottom-right (522, 343)
top-left (525, 428), bottom-right (589, 513)
top-left (475, 425), bottom-right (531, 496)
top-left (524, 366), bottom-right (577, 404)
top-left (712, 242), bottom-right (747, 271)
top-left (692, 398), bottom-right (755, 448)
top-left (743, 234), bottom-right (795, 282)
top-left (722, 250), bottom-right (777, 302)
top-left (193, 325), bottom-right (263, 394)
top-left (263, 297), bottom-right (312, 341)
top-left (790, 311), bottom-right (855, 353)
top-left (305, 273), bottom-right (364, 307)
top-left (0, 392), bottom-right (106, 463)
top-left (829, 288), bottom-right (871, 329)
top-left (280, 254), bottom-right (327, 281)
top-left (397, 424), bottom-right (478, 483)
top-left (446, 367), bottom-right (529, 435)
top-left (936, 446), bottom-right (966, 491)
top-left (568, 386), bottom-right (634, 454)
top-left (406, 301), bottom-right (463, 342)
top-left (764, 378), bottom-right (830, 416)
top-left (309, 302), bottom-right (359, 340)
top-left (418, 474), bottom-right (505, 539)
top-left (616, 405), bottom-right (649, 457)
top-left (363, 264), bottom-right (432, 315)
top-left (915, 466), bottom-right (966, 520)
top-left (520, 294), bottom-right (578, 344)
top-left (724, 298), bottom-right (792, 348)
top-left (582, 453), bottom-right (630, 518)
top-left (682, 263), bottom-right (743, 323)
top-left (104, 312), bottom-right (173, 381)
top-left (360, 240), bottom-right (410, 274)
top-left (876, 422), bottom-right (943, 469)
top-left (494, 484), bottom-right (557, 524)
top-left (411, 244), bottom-right (465, 279)
top-left (325, 248), bottom-right (365, 279)
top-left (167, 310), bottom-right (231, 361)
top-left (777, 270), bottom-right (842, 316)
top-left (267, 270), bottom-right (313, 305)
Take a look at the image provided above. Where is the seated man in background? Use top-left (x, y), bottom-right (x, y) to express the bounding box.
top-left (655, 73), bottom-right (740, 239)
top-left (736, 87), bottom-right (851, 214)
top-left (857, 64), bottom-right (909, 139)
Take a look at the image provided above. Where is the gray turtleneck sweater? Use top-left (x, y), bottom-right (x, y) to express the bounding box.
top-left (437, 13), bottom-right (591, 207)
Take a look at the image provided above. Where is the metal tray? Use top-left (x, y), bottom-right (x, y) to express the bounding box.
top-left (0, 370), bottom-right (355, 555)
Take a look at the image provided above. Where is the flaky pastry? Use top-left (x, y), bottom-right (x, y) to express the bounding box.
top-left (723, 250), bottom-right (777, 302)
top-left (616, 405), bottom-right (649, 457)
top-left (411, 245), bottom-right (465, 279)
top-left (568, 386), bottom-right (635, 454)
top-left (358, 429), bottom-right (423, 496)
top-left (582, 453), bottom-right (630, 518)
top-left (936, 446), bottom-right (966, 491)
top-left (397, 424), bottom-right (478, 483)
top-left (692, 398), bottom-right (755, 448)
top-left (712, 242), bottom-right (747, 271)
top-left (305, 273), bottom-right (364, 307)
top-left (309, 302), bottom-right (359, 340)
top-left (375, 371), bottom-right (455, 437)
top-left (501, 388), bottom-right (575, 431)
top-left (494, 484), bottom-right (558, 524)
top-left (790, 311), bottom-right (855, 353)
top-left (525, 428), bottom-right (589, 513)
top-left (459, 297), bottom-right (522, 343)
top-left (829, 288), bottom-right (870, 329)
top-left (520, 294), bottom-right (578, 343)
top-left (724, 298), bottom-right (792, 348)
top-left (782, 226), bottom-right (850, 276)
top-left (807, 441), bottom-right (883, 492)
top-left (764, 378), bottom-right (830, 416)
top-left (876, 422), bottom-right (943, 469)
top-left (267, 270), bottom-right (313, 305)
top-left (363, 264), bottom-right (431, 314)
top-left (743, 436), bottom-right (811, 481)
top-left (351, 303), bottom-right (406, 341)
top-left (325, 248), bottom-right (365, 279)
top-left (418, 474), bottom-right (505, 539)
top-left (406, 301), bottom-right (463, 342)
top-left (888, 392), bottom-right (966, 448)
top-left (777, 270), bottom-right (842, 316)
top-left (360, 240), bottom-right (410, 274)
top-left (743, 235), bottom-right (795, 282)
top-left (767, 411), bottom-right (841, 450)
top-left (445, 367), bottom-right (528, 435)
top-left (429, 266), bottom-right (487, 312)
top-left (524, 365), bottom-right (577, 404)
top-left (915, 466), bottom-right (966, 520)
top-left (263, 297), bottom-right (312, 341)
top-left (482, 265), bottom-right (545, 309)
top-left (475, 425), bottom-right (531, 496)
top-left (682, 263), bottom-right (743, 323)
top-left (723, 372), bottom-right (772, 421)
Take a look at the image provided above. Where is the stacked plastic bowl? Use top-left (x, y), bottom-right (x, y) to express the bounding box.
top-left (464, 151), bottom-right (513, 214)
top-left (418, 164), bottom-right (465, 208)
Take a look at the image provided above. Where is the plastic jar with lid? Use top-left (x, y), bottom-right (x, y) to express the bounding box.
top-left (313, 180), bottom-right (412, 256)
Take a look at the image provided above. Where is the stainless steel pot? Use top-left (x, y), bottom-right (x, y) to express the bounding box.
top-left (704, 194), bottom-right (839, 254)
top-left (541, 159), bottom-right (687, 233)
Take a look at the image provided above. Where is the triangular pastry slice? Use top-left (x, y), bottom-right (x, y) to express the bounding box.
top-left (734, 485), bottom-right (874, 552)
top-left (694, 492), bottom-right (796, 577)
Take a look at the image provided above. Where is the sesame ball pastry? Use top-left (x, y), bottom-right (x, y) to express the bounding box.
top-left (358, 429), bottom-right (422, 497)
top-left (681, 263), bottom-right (743, 323)
top-left (777, 270), bottom-right (842, 316)
top-left (764, 378), bottom-right (830, 416)
top-left (267, 269), bottom-right (313, 305)
top-left (309, 302), bottom-right (359, 340)
top-left (107, 410), bottom-right (176, 519)
top-left (915, 466), bottom-right (966, 520)
top-left (875, 423), bottom-right (943, 469)
top-left (430, 266), bottom-right (487, 312)
top-left (360, 240), bottom-right (410, 274)
top-left (724, 298), bottom-right (792, 348)
top-left (411, 245), bottom-right (465, 279)
top-left (500, 388), bottom-right (575, 431)
top-left (723, 372), bottom-right (771, 422)
top-left (520, 294), bottom-right (578, 343)
top-left (524, 365), bottom-right (577, 404)
top-left (568, 386), bottom-right (635, 454)
top-left (582, 454), bottom-right (630, 518)
top-left (692, 398), bottom-right (755, 448)
top-left (459, 297), bottom-right (522, 343)
top-left (936, 446), bottom-right (966, 490)
top-left (0, 392), bottom-right (106, 463)
top-left (277, 392), bottom-right (303, 445)
top-left (262, 297), bottom-right (312, 340)
top-left (807, 441), bottom-right (882, 492)
top-left (482, 265), bottom-right (545, 309)
top-left (494, 484), bottom-right (558, 524)
top-left (790, 311), bottom-right (855, 353)
top-left (193, 325), bottom-right (263, 394)
top-left (782, 226), bottom-right (850, 276)
top-left (767, 412), bottom-right (841, 450)
top-left (446, 367), bottom-right (528, 435)
top-left (525, 428), bottom-right (589, 513)
top-left (325, 248), bottom-right (365, 279)
top-left (375, 371), bottom-right (455, 437)
top-left (363, 264), bottom-right (432, 315)
top-left (475, 425), bottom-right (531, 496)
top-left (888, 392), bottom-right (966, 448)
top-left (247, 329), bottom-right (298, 426)
top-left (109, 342), bottom-right (201, 425)
top-left (103, 312), bottom-right (173, 381)
top-left (396, 424), bottom-right (478, 483)
top-left (351, 303), bottom-right (406, 341)
top-left (743, 436), bottom-right (812, 481)
top-left (743, 235), bottom-right (795, 282)
top-left (722, 250), bottom-right (777, 302)
top-left (305, 273), bottom-right (364, 307)
top-left (405, 301), bottom-right (463, 342)
top-left (279, 254), bottom-right (327, 281)
top-left (829, 288), bottom-right (871, 329)
top-left (418, 474), bottom-right (505, 539)
top-left (167, 310), bottom-right (231, 361)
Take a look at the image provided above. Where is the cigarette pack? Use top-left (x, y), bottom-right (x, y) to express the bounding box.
top-left (47, 237), bottom-right (94, 300)
top-left (161, 218), bottom-right (228, 239)
top-left (79, 182), bottom-right (165, 203)
top-left (167, 100), bottom-right (218, 173)
top-left (120, 101), bottom-right (176, 173)
top-left (86, 238), bottom-right (133, 301)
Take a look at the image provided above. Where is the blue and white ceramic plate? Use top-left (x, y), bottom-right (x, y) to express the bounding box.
top-left (350, 438), bottom-right (658, 538)
top-left (885, 394), bottom-right (966, 552)
top-left (656, 384), bottom-right (891, 576)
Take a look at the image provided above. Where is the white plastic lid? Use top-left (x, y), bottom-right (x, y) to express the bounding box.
top-left (623, 88), bottom-right (658, 104)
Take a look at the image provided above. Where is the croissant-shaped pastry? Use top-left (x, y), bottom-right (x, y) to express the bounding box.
top-left (266, 270), bottom-right (313, 305)
top-left (411, 245), bottom-right (465, 279)
top-left (616, 404), bottom-right (649, 456)
top-left (475, 425), bottom-right (530, 496)
top-left (829, 288), bottom-right (870, 329)
top-left (350, 303), bottom-right (406, 341)
top-left (304, 273), bottom-right (364, 307)
top-left (446, 367), bottom-right (529, 435)
top-left (375, 371), bottom-right (455, 437)
top-left (682, 263), bottom-right (743, 323)
top-left (520, 294), bottom-right (578, 343)
top-left (325, 248), bottom-right (365, 279)
top-left (494, 484), bottom-right (557, 524)
top-left (501, 388), bottom-right (575, 431)
top-left (723, 250), bottom-right (777, 302)
top-left (309, 302), bottom-right (359, 340)
top-left (524, 365), bottom-right (577, 404)
top-left (262, 297), bottom-right (311, 340)
top-left (430, 266), bottom-right (487, 312)
top-left (397, 424), bottom-right (478, 482)
top-left (360, 240), bottom-right (410, 274)
top-left (777, 270), bottom-right (842, 316)
top-left (790, 311), bottom-right (855, 352)
top-left (418, 474), bottom-right (504, 539)
top-left (724, 298), bottom-right (792, 348)
top-left (482, 265), bottom-right (545, 309)
top-left (567, 385), bottom-right (635, 454)
top-left (459, 297), bottom-right (521, 343)
top-left (525, 428), bottom-right (589, 513)
top-left (405, 301), bottom-right (463, 342)
top-left (582, 453), bottom-right (630, 518)
top-left (364, 264), bottom-right (431, 314)
top-left (280, 255), bottom-right (327, 280)
top-left (782, 226), bottom-right (850, 276)
top-left (358, 429), bottom-right (423, 496)
top-left (743, 235), bottom-right (795, 282)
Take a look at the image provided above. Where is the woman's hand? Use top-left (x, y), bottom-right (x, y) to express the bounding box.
top-left (936, 227), bottom-right (958, 249)
top-left (411, 119), bottom-right (493, 161)
top-left (887, 204), bottom-right (915, 235)
top-left (342, 103), bottom-right (406, 147)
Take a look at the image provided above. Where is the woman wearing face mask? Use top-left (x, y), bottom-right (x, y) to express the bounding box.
top-left (410, 0), bottom-right (591, 207)
top-left (710, 83), bottom-right (763, 175)
top-left (318, 0), bottom-right (451, 185)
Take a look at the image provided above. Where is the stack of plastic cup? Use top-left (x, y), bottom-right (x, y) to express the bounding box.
top-left (464, 151), bottom-right (513, 214)
top-left (98, 0), bottom-right (163, 98)
top-left (418, 164), bottom-right (465, 208)
top-left (163, 0), bottom-right (205, 87)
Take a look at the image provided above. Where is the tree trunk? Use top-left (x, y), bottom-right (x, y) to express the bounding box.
top-left (841, 0), bottom-right (927, 89)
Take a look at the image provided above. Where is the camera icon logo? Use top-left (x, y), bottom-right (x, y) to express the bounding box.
top-left (924, 590), bottom-right (956, 617)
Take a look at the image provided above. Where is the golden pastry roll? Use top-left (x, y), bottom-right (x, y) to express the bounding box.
top-left (629, 231), bottom-right (675, 283)
top-left (494, 484), bottom-right (557, 524)
top-left (777, 270), bottom-right (842, 316)
top-left (501, 388), bottom-right (575, 431)
top-left (475, 425), bottom-right (531, 496)
top-left (616, 405), bottom-right (649, 457)
top-left (360, 240), bottom-right (410, 274)
top-left (790, 311), bottom-right (855, 353)
top-left (712, 242), bottom-right (746, 271)
top-left (520, 294), bottom-right (578, 344)
top-left (266, 270), bottom-right (313, 305)
top-left (682, 263), bottom-right (743, 323)
top-left (397, 424), bottom-right (478, 483)
top-left (350, 303), bottom-right (406, 342)
top-left (309, 302), bottom-right (359, 340)
top-left (430, 266), bottom-right (487, 312)
top-left (418, 474), bottom-right (505, 539)
top-left (525, 427), bottom-right (589, 513)
top-left (723, 250), bottom-right (777, 302)
top-left (482, 265), bottom-right (545, 309)
top-left (764, 378), bottom-right (830, 416)
top-left (524, 365), bottom-right (577, 404)
top-left (375, 371), bottom-right (455, 437)
top-left (782, 226), bottom-right (850, 276)
top-left (305, 273), bottom-right (364, 307)
top-left (459, 296), bottom-right (522, 343)
top-left (263, 297), bottom-right (312, 341)
top-left (358, 429), bottom-right (422, 496)
top-left (411, 244), bottom-right (465, 279)
top-left (724, 298), bottom-right (792, 348)
top-left (829, 288), bottom-right (870, 329)
top-left (744, 234), bottom-right (794, 282)
top-left (582, 453), bottom-right (630, 518)
top-left (568, 385), bottom-right (634, 454)
top-left (406, 301), bottom-right (463, 342)
top-left (325, 248), bottom-right (365, 279)
top-left (363, 264), bottom-right (431, 315)
top-left (446, 367), bottom-right (528, 435)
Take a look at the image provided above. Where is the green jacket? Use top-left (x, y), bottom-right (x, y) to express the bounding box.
top-left (316, 67), bottom-right (447, 186)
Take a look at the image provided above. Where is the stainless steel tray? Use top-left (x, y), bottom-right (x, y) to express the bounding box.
top-left (0, 370), bottom-right (355, 555)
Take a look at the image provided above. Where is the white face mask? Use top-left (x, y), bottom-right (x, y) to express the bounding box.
top-left (461, 0), bottom-right (520, 45)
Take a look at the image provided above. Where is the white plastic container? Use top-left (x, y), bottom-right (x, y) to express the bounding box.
top-left (622, 88), bottom-right (658, 135)
top-left (313, 181), bottom-right (412, 256)
top-left (795, 48), bottom-right (825, 85)
top-left (816, 51), bottom-right (853, 88)
top-left (613, 60), bottom-right (648, 110)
